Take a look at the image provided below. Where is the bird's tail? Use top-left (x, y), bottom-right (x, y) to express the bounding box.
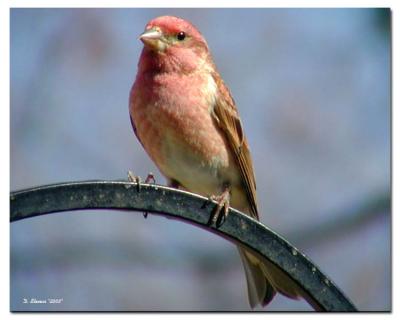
top-left (237, 246), bottom-right (306, 308)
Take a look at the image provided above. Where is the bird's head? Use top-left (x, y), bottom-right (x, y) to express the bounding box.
top-left (138, 16), bottom-right (212, 73)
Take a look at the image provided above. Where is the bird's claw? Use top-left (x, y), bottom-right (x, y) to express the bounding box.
top-left (127, 171), bottom-right (156, 218)
top-left (144, 172), bottom-right (156, 184)
top-left (127, 170), bottom-right (142, 192)
top-left (208, 189), bottom-right (231, 227)
top-left (127, 171), bottom-right (156, 191)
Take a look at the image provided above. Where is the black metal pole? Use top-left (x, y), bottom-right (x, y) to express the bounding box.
top-left (10, 180), bottom-right (357, 311)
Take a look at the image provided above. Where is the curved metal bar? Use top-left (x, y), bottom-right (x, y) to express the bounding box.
top-left (10, 180), bottom-right (357, 311)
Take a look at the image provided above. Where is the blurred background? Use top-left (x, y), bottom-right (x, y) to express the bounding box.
top-left (10, 8), bottom-right (390, 311)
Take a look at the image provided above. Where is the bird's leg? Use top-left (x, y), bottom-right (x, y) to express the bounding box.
top-left (208, 185), bottom-right (231, 227)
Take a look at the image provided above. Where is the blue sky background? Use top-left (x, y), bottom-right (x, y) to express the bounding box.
top-left (10, 8), bottom-right (390, 311)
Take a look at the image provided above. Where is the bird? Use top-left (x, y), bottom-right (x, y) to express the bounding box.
top-left (129, 15), bottom-right (305, 309)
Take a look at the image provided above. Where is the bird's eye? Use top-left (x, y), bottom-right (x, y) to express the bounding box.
top-left (176, 31), bottom-right (186, 41)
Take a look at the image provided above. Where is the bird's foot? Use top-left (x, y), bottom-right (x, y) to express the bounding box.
top-left (208, 188), bottom-right (231, 227)
top-left (127, 171), bottom-right (156, 192)
top-left (167, 179), bottom-right (181, 189)
top-left (127, 171), bottom-right (156, 218)
top-left (144, 172), bottom-right (156, 184)
top-left (127, 170), bottom-right (142, 192)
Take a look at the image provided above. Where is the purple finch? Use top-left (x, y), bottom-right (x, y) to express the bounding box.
top-left (129, 15), bottom-right (303, 308)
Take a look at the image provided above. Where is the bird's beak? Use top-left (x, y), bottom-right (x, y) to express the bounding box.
top-left (139, 28), bottom-right (166, 52)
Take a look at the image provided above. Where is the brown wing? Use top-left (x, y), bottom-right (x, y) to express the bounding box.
top-left (211, 73), bottom-right (259, 220)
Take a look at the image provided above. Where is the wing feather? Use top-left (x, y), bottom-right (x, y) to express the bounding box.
top-left (211, 73), bottom-right (259, 220)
